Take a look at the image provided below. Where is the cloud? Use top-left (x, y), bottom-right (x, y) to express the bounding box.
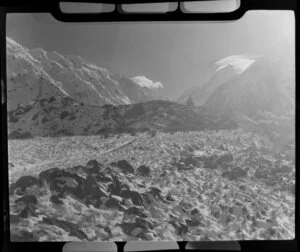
top-left (131, 76), bottom-right (163, 89)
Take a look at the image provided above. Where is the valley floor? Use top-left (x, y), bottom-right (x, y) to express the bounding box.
top-left (8, 130), bottom-right (295, 241)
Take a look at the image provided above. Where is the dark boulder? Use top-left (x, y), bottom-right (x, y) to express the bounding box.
top-left (15, 195), bottom-right (38, 205)
top-left (121, 189), bottom-right (144, 206)
top-left (18, 205), bottom-right (36, 218)
top-left (111, 160), bottom-right (134, 174)
top-left (107, 176), bottom-right (130, 196)
top-left (39, 168), bottom-right (85, 197)
top-left (85, 159), bottom-right (103, 174)
top-left (50, 195), bottom-right (64, 205)
top-left (105, 197), bottom-right (121, 209)
top-left (136, 165), bottom-right (151, 176)
top-left (14, 176), bottom-right (39, 190)
top-left (83, 175), bottom-right (109, 199)
top-left (149, 186), bottom-right (162, 199)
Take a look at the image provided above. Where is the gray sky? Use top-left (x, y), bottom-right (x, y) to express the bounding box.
top-left (6, 11), bottom-right (294, 98)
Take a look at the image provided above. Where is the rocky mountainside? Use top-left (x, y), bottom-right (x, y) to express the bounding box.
top-left (177, 55), bottom-right (259, 106)
top-left (203, 53), bottom-right (295, 117)
top-left (7, 98), bottom-right (220, 139)
top-left (6, 37), bottom-right (165, 111)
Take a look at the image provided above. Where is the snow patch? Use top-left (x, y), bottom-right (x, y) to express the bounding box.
top-left (131, 76), bottom-right (163, 89)
top-left (215, 55), bottom-right (260, 74)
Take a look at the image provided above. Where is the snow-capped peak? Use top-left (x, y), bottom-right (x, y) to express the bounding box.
top-left (131, 76), bottom-right (163, 89)
top-left (215, 54), bottom-right (260, 74)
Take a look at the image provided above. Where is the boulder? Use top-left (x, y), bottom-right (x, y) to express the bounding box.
top-left (105, 197), bottom-right (121, 209)
top-left (50, 195), bottom-right (64, 205)
top-left (190, 208), bottom-right (200, 216)
top-left (136, 165), bottom-right (151, 176)
top-left (121, 189), bottom-right (144, 206)
top-left (111, 160), bottom-right (134, 174)
top-left (15, 195), bottom-right (38, 205)
top-left (14, 176), bottom-right (39, 190)
top-left (149, 186), bottom-right (162, 199)
top-left (39, 167), bottom-right (85, 198)
top-left (131, 227), bottom-right (143, 237)
top-left (85, 159), bottom-right (103, 174)
top-left (18, 205), bottom-right (36, 218)
top-left (83, 176), bottom-right (109, 199)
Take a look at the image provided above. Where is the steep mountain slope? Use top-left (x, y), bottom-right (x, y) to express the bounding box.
top-left (6, 38), bottom-right (69, 112)
top-left (6, 37), bottom-right (165, 111)
top-left (177, 55), bottom-right (259, 105)
top-left (203, 53), bottom-right (295, 117)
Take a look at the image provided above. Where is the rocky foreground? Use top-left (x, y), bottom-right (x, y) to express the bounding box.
top-left (8, 130), bottom-right (295, 241)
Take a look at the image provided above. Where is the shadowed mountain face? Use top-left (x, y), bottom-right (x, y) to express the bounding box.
top-left (6, 37), bottom-right (165, 112)
top-left (7, 99), bottom-right (221, 139)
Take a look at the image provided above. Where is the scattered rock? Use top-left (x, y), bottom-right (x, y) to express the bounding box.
top-left (111, 160), bottom-right (134, 174)
top-left (136, 165), bottom-right (151, 176)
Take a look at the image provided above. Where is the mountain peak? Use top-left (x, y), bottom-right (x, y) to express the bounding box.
top-left (214, 54), bottom-right (261, 74)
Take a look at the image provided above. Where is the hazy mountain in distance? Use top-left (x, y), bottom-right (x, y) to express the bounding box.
top-left (177, 55), bottom-right (260, 106)
top-left (203, 52), bottom-right (295, 117)
top-left (6, 37), bottom-right (166, 111)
